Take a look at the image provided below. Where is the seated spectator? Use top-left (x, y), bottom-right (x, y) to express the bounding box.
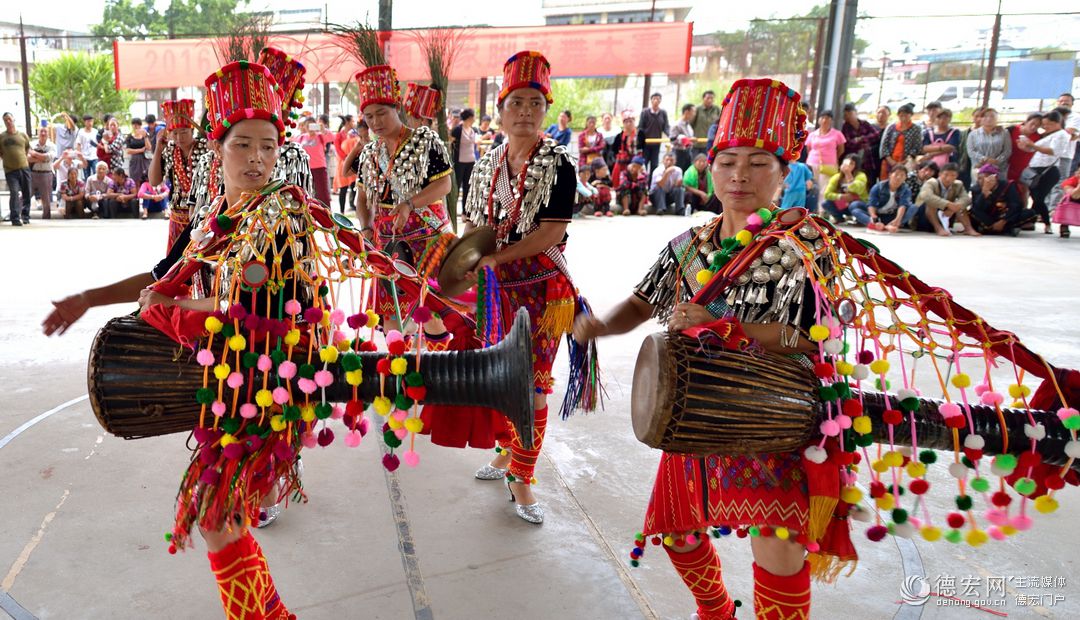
top-left (137, 179), bottom-right (170, 219)
top-left (821, 155), bottom-right (869, 223)
top-left (102, 168), bottom-right (137, 218)
top-left (649, 152), bottom-right (686, 215)
top-left (907, 160), bottom-right (939, 205)
top-left (587, 159), bottom-right (614, 216)
top-left (669, 103), bottom-right (696, 170)
top-left (1052, 171), bottom-right (1080, 238)
top-left (683, 154), bottom-right (714, 213)
top-left (1019, 110), bottom-right (1071, 233)
top-left (970, 164), bottom-right (1034, 236)
top-left (52, 149), bottom-right (86, 191)
top-left (544, 110), bottom-right (572, 147)
top-left (779, 159), bottom-right (814, 210)
top-left (1007, 113), bottom-right (1042, 205)
top-left (575, 167), bottom-right (599, 217)
top-left (84, 161), bottom-right (110, 218)
top-left (59, 167), bottom-right (85, 219)
top-left (922, 108), bottom-right (960, 168)
top-left (850, 164), bottom-right (915, 231)
top-left (617, 156), bottom-right (649, 216)
top-left (915, 162), bottom-right (978, 236)
top-left (577, 115), bottom-right (605, 168)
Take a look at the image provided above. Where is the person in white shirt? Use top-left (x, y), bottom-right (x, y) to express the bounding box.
top-left (649, 151), bottom-right (686, 215)
top-left (1019, 110), bottom-right (1072, 232)
top-left (73, 115), bottom-right (98, 178)
top-left (27, 127), bottom-right (57, 219)
top-left (1058, 93), bottom-right (1080, 176)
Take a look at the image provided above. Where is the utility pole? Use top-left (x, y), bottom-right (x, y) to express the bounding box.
top-left (641, 0), bottom-right (657, 109)
top-left (167, 9), bottom-right (177, 100)
top-left (378, 0), bottom-right (392, 31)
top-left (809, 17), bottom-right (825, 115)
top-left (19, 16), bottom-right (32, 132)
top-left (981, 0), bottom-right (1003, 109)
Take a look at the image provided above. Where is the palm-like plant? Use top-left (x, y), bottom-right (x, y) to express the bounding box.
top-left (212, 12), bottom-right (274, 64)
top-left (329, 20), bottom-right (386, 68)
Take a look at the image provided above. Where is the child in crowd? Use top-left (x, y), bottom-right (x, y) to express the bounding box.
top-left (576, 167), bottom-right (600, 217)
top-left (588, 159), bottom-right (614, 216)
top-left (780, 159), bottom-right (813, 209)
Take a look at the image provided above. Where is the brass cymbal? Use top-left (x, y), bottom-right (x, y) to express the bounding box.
top-left (437, 226), bottom-right (496, 297)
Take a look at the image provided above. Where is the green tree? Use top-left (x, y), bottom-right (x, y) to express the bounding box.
top-left (29, 53), bottom-right (137, 120)
top-left (542, 78), bottom-right (606, 130)
top-left (91, 0), bottom-right (249, 46)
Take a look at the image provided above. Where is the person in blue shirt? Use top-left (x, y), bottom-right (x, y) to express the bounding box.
top-left (780, 160), bottom-right (813, 209)
top-left (849, 164), bottom-right (916, 231)
top-left (545, 110), bottom-right (573, 147)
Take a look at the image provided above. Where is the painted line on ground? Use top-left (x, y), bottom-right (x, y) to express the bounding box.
top-left (0, 396), bottom-right (89, 452)
top-left (0, 591), bottom-right (35, 620)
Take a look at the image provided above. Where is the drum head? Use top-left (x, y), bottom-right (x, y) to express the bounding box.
top-left (438, 226), bottom-right (496, 298)
top-left (241, 260), bottom-right (269, 288)
top-left (631, 333), bottom-right (674, 449)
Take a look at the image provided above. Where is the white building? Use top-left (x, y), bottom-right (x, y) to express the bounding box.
top-left (541, 0), bottom-right (691, 25)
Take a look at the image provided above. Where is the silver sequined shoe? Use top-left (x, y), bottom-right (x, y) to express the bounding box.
top-left (475, 464), bottom-right (509, 480)
top-left (514, 502), bottom-right (544, 524)
top-left (256, 457), bottom-right (303, 528)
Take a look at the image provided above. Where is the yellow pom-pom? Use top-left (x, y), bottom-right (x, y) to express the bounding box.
top-left (319, 346), bottom-right (339, 364)
top-left (404, 418), bottom-right (424, 434)
top-left (213, 363), bottom-right (231, 380)
top-left (869, 359), bottom-right (890, 375)
top-left (1008, 384), bottom-right (1031, 398)
top-left (695, 269), bottom-right (713, 286)
top-left (663, 535), bottom-right (675, 547)
top-left (320, 313), bottom-right (331, 328)
top-left (1010, 400), bottom-right (1026, 409)
top-left (875, 494), bottom-right (895, 511)
top-left (906, 462), bottom-right (927, 478)
top-left (883, 451), bottom-right (904, 468)
top-left (269, 415), bottom-right (287, 431)
top-left (853, 416), bottom-right (873, 435)
top-left (345, 370), bottom-right (363, 386)
top-left (255, 389), bottom-right (273, 408)
top-left (300, 404), bottom-right (315, 422)
top-left (1034, 495), bottom-right (1059, 514)
top-left (774, 526), bottom-right (790, 540)
top-left (1000, 525), bottom-right (1018, 536)
top-left (871, 459), bottom-right (889, 473)
top-left (283, 329), bottom-right (301, 347)
top-left (836, 361), bottom-right (855, 376)
top-left (840, 486), bottom-right (863, 504)
top-left (387, 416), bottom-right (403, 430)
top-left (373, 396), bottom-right (391, 416)
top-left (204, 316), bottom-right (223, 334)
top-left (219, 433), bottom-right (238, 447)
top-left (228, 334), bottom-right (247, 351)
top-left (365, 310), bottom-right (379, 328)
top-left (965, 529), bottom-right (989, 547)
top-left (808, 324), bottom-right (829, 342)
top-left (920, 525), bottom-right (941, 542)
top-left (735, 229), bottom-right (753, 246)
top-left (390, 358), bottom-right (408, 375)
top-left (951, 373), bottom-right (971, 389)
top-left (336, 339), bottom-right (351, 352)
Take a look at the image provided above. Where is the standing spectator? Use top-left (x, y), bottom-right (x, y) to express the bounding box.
top-left (1058, 93), bottom-right (1079, 176)
top-left (915, 162), bottom-right (978, 236)
top-left (804, 110), bottom-right (846, 212)
top-left (820, 155), bottom-right (869, 223)
top-left (921, 101), bottom-right (942, 131)
top-left (124, 118), bottom-right (152, 185)
top-left (649, 152), bottom-right (685, 215)
top-left (922, 108), bottom-right (960, 168)
top-left (101, 167), bottom-right (137, 218)
top-left (577, 115), bottom-right (606, 169)
top-left (879, 103), bottom-right (924, 180)
top-left (143, 113), bottom-right (161, 151)
top-left (2, 112), bottom-right (31, 225)
top-left (1008, 113), bottom-right (1043, 205)
top-left (477, 114), bottom-right (494, 141)
top-left (450, 108), bottom-right (478, 209)
top-left (294, 118), bottom-right (334, 206)
top-left (1047, 106), bottom-right (1075, 209)
top-left (841, 103), bottom-right (880, 181)
top-left (780, 159), bottom-right (814, 210)
top-left (690, 90), bottom-right (719, 158)
top-left (59, 167), bottom-right (85, 219)
top-left (137, 178), bottom-right (170, 219)
top-left (1019, 110), bottom-right (1071, 234)
top-left (598, 112), bottom-right (620, 167)
top-left (74, 115), bottom-right (98, 178)
top-left (970, 164), bottom-right (1032, 236)
top-left (637, 93), bottom-right (669, 172)
top-left (957, 106), bottom-right (986, 188)
top-left (544, 109), bottom-right (572, 147)
top-left (28, 126), bottom-right (56, 219)
top-left (84, 161), bottom-right (110, 218)
top-left (965, 108), bottom-right (1010, 184)
top-left (850, 164), bottom-right (916, 231)
top-left (668, 104), bottom-right (696, 170)
top-left (610, 114), bottom-right (638, 191)
top-left (333, 115), bottom-right (357, 214)
top-left (99, 117), bottom-right (126, 172)
top-left (682, 153), bottom-right (714, 213)
top-left (873, 105), bottom-right (891, 133)
top-left (616, 156), bottom-right (649, 215)
top-left (54, 113), bottom-right (77, 155)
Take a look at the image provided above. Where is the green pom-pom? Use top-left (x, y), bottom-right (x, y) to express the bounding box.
top-left (394, 393), bottom-right (414, 410)
top-left (221, 324), bottom-right (236, 338)
top-left (298, 363), bottom-right (316, 379)
top-left (711, 528), bottom-right (721, 538)
top-left (994, 454), bottom-right (1018, 471)
top-left (841, 342), bottom-right (850, 355)
top-left (899, 397), bottom-right (920, 413)
top-left (506, 473), bottom-right (516, 482)
top-left (832, 381), bottom-right (852, 400)
top-left (383, 429), bottom-right (402, 448)
top-left (270, 349), bottom-right (286, 365)
top-left (955, 495), bottom-right (973, 511)
top-left (818, 386), bottom-right (839, 402)
top-left (970, 477), bottom-right (991, 493)
top-left (891, 508), bottom-right (909, 524)
top-left (842, 428), bottom-right (857, 451)
top-left (215, 214), bottom-right (233, 232)
top-left (1063, 416), bottom-right (1080, 431)
top-left (756, 207), bottom-right (773, 223)
top-left (961, 456), bottom-right (975, 469)
top-left (630, 559), bottom-right (640, 568)
top-left (720, 237), bottom-right (740, 251)
top-left (855, 433), bottom-right (874, 447)
top-left (242, 352), bottom-right (259, 369)
top-left (341, 353), bottom-right (362, 371)
top-left (164, 532), bottom-right (173, 542)
top-left (314, 403), bottom-right (333, 420)
top-left (405, 371), bottom-right (424, 387)
top-left (734, 600), bottom-right (743, 608)
top-left (221, 418), bottom-right (240, 434)
top-left (945, 530), bottom-right (963, 544)
top-left (247, 424), bottom-right (266, 437)
top-left (1014, 477), bottom-right (1037, 496)
top-left (195, 388), bottom-right (215, 405)
top-left (875, 378), bottom-right (891, 391)
top-left (318, 285), bottom-right (330, 297)
top-left (283, 405), bottom-right (301, 421)
top-left (635, 532), bottom-right (645, 541)
top-left (919, 449), bottom-right (938, 464)
top-left (748, 526), bottom-right (760, 537)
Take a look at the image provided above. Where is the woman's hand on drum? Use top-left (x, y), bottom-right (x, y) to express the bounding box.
top-left (42, 293), bottom-right (90, 336)
top-left (137, 288), bottom-right (175, 315)
top-left (668, 303), bottom-right (713, 333)
top-left (390, 201), bottom-right (412, 232)
top-left (572, 314), bottom-right (607, 342)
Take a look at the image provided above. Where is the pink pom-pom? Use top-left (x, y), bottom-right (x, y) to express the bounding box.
top-left (819, 419), bottom-right (841, 437)
top-left (284, 299), bottom-right (302, 316)
top-left (988, 526), bottom-right (1007, 541)
top-left (985, 508), bottom-right (1009, 526)
top-left (836, 414), bottom-right (852, 430)
top-left (239, 403), bottom-right (258, 419)
top-left (908, 516), bottom-right (923, 529)
top-left (344, 429), bottom-right (363, 447)
top-left (211, 401), bottom-right (227, 417)
top-left (196, 349), bottom-right (215, 366)
top-left (277, 361), bottom-right (297, 379)
top-left (244, 108), bottom-right (255, 119)
top-left (974, 383), bottom-right (990, 396)
top-left (394, 427), bottom-right (408, 440)
top-left (226, 372), bottom-right (245, 389)
top-left (1010, 514), bottom-right (1034, 531)
top-left (382, 453), bottom-right (400, 471)
top-left (805, 541), bottom-right (820, 553)
top-left (392, 409), bottom-right (408, 422)
top-left (1057, 407), bottom-right (1079, 421)
top-left (301, 432), bottom-right (318, 449)
top-left (746, 213), bottom-right (763, 227)
top-left (684, 534), bottom-right (698, 545)
top-left (385, 329), bottom-right (403, 345)
top-left (272, 387), bottom-right (290, 405)
top-left (358, 417), bottom-right (371, 436)
top-left (314, 370), bottom-right (334, 387)
top-left (745, 222), bottom-right (763, 234)
top-left (980, 391), bottom-right (1005, 406)
top-left (332, 330), bottom-right (348, 345)
top-left (257, 354), bottom-right (272, 372)
top-left (412, 306), bottom-right (433, 324)
top-left (346, 313), bottom-right (364, 329)
top-left (329, 309), bottom-right (346, 326)
top-left (403, 450), bottom-right (420, 467)
top-left (330, 405), bottom-right (344, 420)
top-left (317, 427), bottom-right (335, 447)
top-left (303, 306), bottom-right (324, 324)
top-left (297, 378), bottom-right (317, 394)
top-left (939, 402), bottom-right (963, 418)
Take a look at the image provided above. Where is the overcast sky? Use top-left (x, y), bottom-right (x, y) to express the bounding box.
top-left (17, 0), bottom-right (1080, 54)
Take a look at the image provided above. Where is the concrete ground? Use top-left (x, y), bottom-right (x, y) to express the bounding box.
top-left (0, 213), bottom-right (1078, 620)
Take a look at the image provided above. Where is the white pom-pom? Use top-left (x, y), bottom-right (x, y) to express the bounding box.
top-left (949, 462), bottom-right (969, 479)
top-left (897, 388), bottom-right (918, 402)
top-left (1065, 440), bottom-right (1080, 460)
top-left (803, 445), bottom-right (828, 464)
top-left (1024, 424), bottom-right (1046, 440)
top-left (852, 364), bottom-right (870, 380)
top-left (893, 522), bottom-right (915, 538)
top-left (849, 505), bottom-right (872, 522)
top-left (823, 339), bottom-right (843, 355)
top-left (964, 435), bottom-right (985, 450)
top-left (898, 446), bottom-right (914, 457)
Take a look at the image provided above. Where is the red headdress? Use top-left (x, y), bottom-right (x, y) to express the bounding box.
top-left (709, 78), bottom-right (807, 163)
top-left (257, 47), bottom-right (307, 135)
top-left (355, 65), bottom-right (401, 112)
top-left (497, 51), bottom-right (553, 106)
top-left (203, 61), bottom-right (286, 145)
top-left (161, 99), bottom-right (196, 132)
top-left (403, 83), bottom-right (441, 120)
